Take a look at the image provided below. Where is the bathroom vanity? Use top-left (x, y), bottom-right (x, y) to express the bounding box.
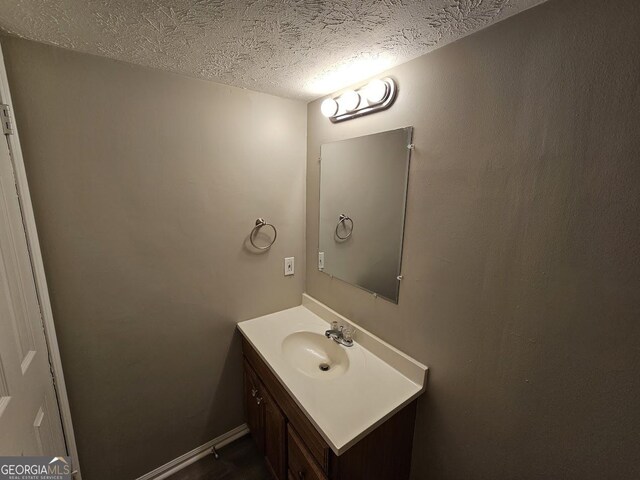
top-left (237, 295), bottom-right (427, 480)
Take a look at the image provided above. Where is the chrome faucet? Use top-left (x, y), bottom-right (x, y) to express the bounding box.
top-left (325, 321), bottom-right (354, 347)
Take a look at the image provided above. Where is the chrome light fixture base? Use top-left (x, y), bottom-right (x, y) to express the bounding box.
top-left (324, 77), bottom-right (398, 123)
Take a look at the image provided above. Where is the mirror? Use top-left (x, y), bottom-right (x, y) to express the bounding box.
top-left (319, 127), bottom-right (413, 303)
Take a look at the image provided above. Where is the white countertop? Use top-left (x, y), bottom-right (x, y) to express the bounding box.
top-left (237, 295), bottom-right (428, 455)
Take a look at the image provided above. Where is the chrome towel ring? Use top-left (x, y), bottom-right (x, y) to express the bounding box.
top-left (335, 214), bottom-right (354, 240)
top-left (250, 218), bottom-right (277, 250)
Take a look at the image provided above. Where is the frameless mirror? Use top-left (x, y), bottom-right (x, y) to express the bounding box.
top-left (319, 127), bottom-right (413, 303)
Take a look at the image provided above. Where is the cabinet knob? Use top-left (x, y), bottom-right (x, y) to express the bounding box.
top-left (298, 471), bottom-right (305, 480)
top-left (251, 388), bottom-right (258, 397)
top-left (256, 397), bottom-right (263, 405)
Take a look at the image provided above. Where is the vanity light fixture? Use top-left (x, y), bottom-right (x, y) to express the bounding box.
top-left (321, 77), bottom-right (398, 123)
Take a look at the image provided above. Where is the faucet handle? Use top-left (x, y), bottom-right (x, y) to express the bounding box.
top-left (343, 326), bottom-right (355, 342)
top-left (331, 320), bottom-right (339, 331)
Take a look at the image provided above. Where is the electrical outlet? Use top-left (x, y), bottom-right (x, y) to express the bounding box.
top-left (318, 252), bottom-right (325, 270)
top-left (284, 257), bottom-right (294, 276)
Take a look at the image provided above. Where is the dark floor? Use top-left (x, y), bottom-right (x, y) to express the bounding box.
top-left (166, 435), bottom-right (270, 480)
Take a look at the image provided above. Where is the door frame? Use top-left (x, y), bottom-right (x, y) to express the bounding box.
top-left (0, 43), bottom-right (82, 479)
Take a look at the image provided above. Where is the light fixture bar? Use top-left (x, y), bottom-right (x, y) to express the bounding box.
top-left (321, 77), bottom-right (398, 123)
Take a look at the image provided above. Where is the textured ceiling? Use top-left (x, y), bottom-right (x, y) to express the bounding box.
top-left (0, 0), bottom-right (546, 100)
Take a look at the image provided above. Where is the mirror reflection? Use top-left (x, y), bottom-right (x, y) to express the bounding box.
top-left (319, 127), bottom-right (413, 303)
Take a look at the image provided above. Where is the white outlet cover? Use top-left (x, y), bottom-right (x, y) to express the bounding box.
top-left (318, 252), bottom-right (325, 270)
top-left (284, 257), bottom-right (294, 276)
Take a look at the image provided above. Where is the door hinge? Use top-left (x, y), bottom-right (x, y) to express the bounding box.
top-left (1, 104), bottom-right (14, 135)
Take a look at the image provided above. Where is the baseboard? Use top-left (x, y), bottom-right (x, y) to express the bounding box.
top-left (135, 424), bottom-right (249, 480)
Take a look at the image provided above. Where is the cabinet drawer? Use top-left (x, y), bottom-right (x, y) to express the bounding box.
top-left (288, 426), bottom-right (328, 480)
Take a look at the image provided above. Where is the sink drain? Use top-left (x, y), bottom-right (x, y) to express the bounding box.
top-left (319, 363), bottom-right (330, 372)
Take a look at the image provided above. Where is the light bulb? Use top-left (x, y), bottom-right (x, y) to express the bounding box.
top-left (339, 90), bottom-right (360, 112)
top-left (320, 98), bottom-right (338, 118)
top-left (365, 79), bottom-right (388, 104)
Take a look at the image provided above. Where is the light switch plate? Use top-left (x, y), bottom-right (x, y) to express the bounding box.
top-left (284, 257), bottom-right (294, 276)
top-left (318, 252), bottom-right (325, 270)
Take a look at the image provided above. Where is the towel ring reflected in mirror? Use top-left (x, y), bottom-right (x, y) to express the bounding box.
top-left (335, 214), bottom-right (354, 240)
top-left (250, 218), bottom-right (277, 250)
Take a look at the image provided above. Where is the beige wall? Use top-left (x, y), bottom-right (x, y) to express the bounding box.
top-left (307, 0), bottom-right (640, 478)
top-left (2, 37), bottom-right (306, 479)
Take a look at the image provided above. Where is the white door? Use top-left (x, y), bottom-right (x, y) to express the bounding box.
top-left (0, 134), bottom-right (66, 456)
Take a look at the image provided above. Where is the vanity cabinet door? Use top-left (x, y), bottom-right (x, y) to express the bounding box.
top-left (243, 360), bottom-right (264, 452)
top-left (263, 386), bottom-right (287, 480)
top-left (245, 358), bottom-right (286, 480)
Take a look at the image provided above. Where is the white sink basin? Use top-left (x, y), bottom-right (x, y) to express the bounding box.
top-left (281, 331), bottom-right (349, 379)
top-left (237, 296), bottom-right (427, 455)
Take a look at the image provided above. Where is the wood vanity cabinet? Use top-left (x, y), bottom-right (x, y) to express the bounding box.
top-left (242, 338), bottom-right (418, 480)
